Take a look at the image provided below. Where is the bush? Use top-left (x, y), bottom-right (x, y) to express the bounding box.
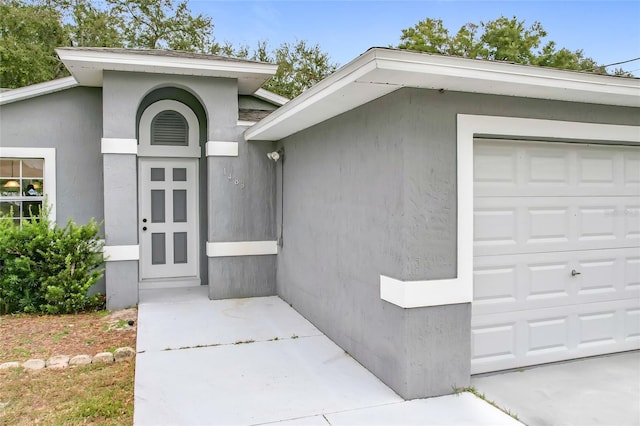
top-left (0, 204), bottom-right (105, 314)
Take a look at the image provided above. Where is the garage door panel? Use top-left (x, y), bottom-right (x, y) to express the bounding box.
top-left (475, 140), bottom-right (640, 195)
top-left (471, 298), bottom-right (640, 374)
top-left (474, 196), bottom-right (638, 256)
top-left (473, 139), bottom-right (640, 374)
top-left (473, 248), bottom-right (639, 316)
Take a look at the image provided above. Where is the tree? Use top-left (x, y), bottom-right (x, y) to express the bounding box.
top-left (0, 1), bottom-right (69, 88)
top-left (262, 40), bottom-right (338, 99)
top-left (67, 0), bottom-right (123, 48)
top-left (397, 16), bottom-right (617, 75)
top-left (106, 0), bottom-right (215, 51)
top-left (211, 40), bottom-right (338, 99)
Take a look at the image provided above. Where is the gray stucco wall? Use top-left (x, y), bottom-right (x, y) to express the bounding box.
top-left (208, 126), bottom-right (277, 299)
top-left (276, 87), bottom-right (639, 399)
top-left (0, 87), bottom-right (104, 226)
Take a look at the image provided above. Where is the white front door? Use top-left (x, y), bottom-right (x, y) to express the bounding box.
top-left (139, 158), bottom-right (199, 288)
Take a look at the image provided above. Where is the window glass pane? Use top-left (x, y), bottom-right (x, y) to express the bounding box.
top-left (174, 232), bottom-right (187, 264)
top-left (151, 233), bottom-right (166, 265)
top-left (173, 168), bottom-right (187, 181)
top-left (22, 201), bottom-right (42, 218)
top-left (23, 179), bottom-right (43, 196)
top-left (1, 179), bottom-right (21, 196)
top-left (22, 159), bottom-right (43, 178)
top-left (0, 201), bottom-right (20, 217)
top-left (0, 160), bottom-right (17, 177)
top-left (150, 168), bottom-right (165, 181)
top-left (173, 190), bottom-right (187, 223)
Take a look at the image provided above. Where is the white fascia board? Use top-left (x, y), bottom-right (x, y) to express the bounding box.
top-left (56, 49), bottom-right (277, 94)
top-left (244, 55), bottom-right (388, 141)
top-left (245, 48), bottom-right (640, 141)
top-left (253, 88), bottom-right (290, 106)
top-left (0, 77), bottom-right (78, 106)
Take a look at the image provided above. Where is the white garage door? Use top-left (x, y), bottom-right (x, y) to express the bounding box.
top-left (471, 139), bottom-right (640, 374)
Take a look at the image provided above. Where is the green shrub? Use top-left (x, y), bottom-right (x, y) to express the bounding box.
top-left (0, 204), bottom-right (105, 314)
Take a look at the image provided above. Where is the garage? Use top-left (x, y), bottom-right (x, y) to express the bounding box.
top-left (471, 138), bottom-right (640, 374)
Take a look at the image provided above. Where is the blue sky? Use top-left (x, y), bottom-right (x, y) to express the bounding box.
top-left (190, 0), bottom-right (640, 75)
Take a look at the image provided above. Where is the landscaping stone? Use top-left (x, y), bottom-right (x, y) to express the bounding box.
top-left (93, 352), bottom-right (115, 364)
top-left (0, 362), bottom-right (21, 370)
top-left (114, 346), bottom-right (136, 362)
top-left (22, 359), bottom-right (45, 371)
top-left (69, 354), bottom-right (93, 366)
top-left (46, 355), bottom-right (70, 369)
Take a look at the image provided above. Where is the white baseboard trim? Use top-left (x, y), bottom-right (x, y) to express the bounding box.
top-left (103, 245), bottom-right (140, 261)
top-left (380, 274), bottom-right (472, 308)
top-left (206, 241), bottom-right (278, 257)
top-left (206, 141), bottom-right (239, 157)
top-left (101, 138), bottom-right (138, 154)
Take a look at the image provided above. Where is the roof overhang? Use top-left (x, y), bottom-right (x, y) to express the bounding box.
top-left (56, 48), bottom-right (278, 95)
top-left (245, 48), bottom-right (640, 141)
top-left (0, 76), bottom-right (79, 106)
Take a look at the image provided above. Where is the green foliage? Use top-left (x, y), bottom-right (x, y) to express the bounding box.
top-left (397, 16), bottom-right (617, 75)
top-left (264, 40), bottom-right (339, 99)
top-left (0, 0), bottom-right (69, 88)
top-left (0, 204), bottom-right (105, 314)
top-left (218, 40), bottom-right (338, 99)
top-left (106, 0), bottom-right (215, 51)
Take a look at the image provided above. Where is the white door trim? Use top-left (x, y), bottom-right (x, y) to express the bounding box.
top-left (379, 116), bottom-right (640, 309)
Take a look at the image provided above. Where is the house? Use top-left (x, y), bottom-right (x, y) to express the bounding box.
top-left (1, 47), bottom-right (638, 399)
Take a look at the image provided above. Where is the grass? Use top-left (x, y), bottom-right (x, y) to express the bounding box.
top-left (0, 361), bottom-right (135, 426)
top-left (0, 308), bottom-right (137, 425)
top-left (455, 386), bottom-right (519, 421)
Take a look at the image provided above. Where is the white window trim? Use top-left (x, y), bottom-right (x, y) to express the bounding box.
top-left (138, 100), bottom-right (200, 158)
top-left (0, 147), bottom-right (56, 223)
top-left (380, 115), bottom-right (640, 309)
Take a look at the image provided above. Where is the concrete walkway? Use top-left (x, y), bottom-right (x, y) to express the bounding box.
top-left (134, 288), bottom-right (520, 425)
top-left (472, 351), bottom-right (640, 426)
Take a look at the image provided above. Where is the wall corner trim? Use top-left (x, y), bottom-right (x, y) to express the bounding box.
top-left (206, 241), bottom-right (277, 257)
top-left (101, 138), bottom-right (138, 155)
top-left (103, 245), bottom-right (140, 262)
top-left (380, 275), bottom-right (472, 308)
top-left (206, 141), bottom-right (239, 157)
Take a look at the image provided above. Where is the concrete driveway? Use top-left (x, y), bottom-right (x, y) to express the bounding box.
top-left (133, 287), bottom-right (520, 425)
top-left (471, 351), bottom-right (640, 426)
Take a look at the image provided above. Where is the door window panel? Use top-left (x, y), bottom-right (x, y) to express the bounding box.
top-left (150, 190), bottom-right (165, 223)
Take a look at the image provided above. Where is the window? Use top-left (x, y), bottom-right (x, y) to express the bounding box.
top-left (0, 148), bottom-right (56, 223)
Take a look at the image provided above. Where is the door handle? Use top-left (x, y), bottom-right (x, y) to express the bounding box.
top-left (142, 226), bottom-right (147, 231)
top-left (142, 218), bottom-right (147, 223)
top-left (571, 269), bottom-right (581, 276)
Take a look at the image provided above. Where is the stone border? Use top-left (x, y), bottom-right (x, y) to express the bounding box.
top-left (0, 347), bottom-right (136, 371)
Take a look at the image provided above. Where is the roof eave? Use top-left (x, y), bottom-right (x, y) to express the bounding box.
top-left (56, 48), bottom-right (278, 95)
top-left (0, 76), bottom-right (79, 106)
top-left (245, 48), bottom-right (640, 141)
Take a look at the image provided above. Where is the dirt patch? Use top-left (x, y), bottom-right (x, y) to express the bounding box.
top-left (0, 308), bottom-right (137, 363)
